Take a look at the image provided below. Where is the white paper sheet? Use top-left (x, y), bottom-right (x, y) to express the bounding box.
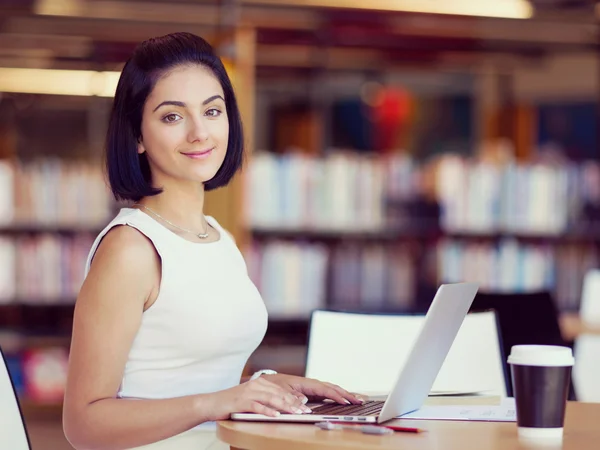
top-left (399, 397), bottom-right (516, 422)
top-left (365, 390), bottom-right (492, 402)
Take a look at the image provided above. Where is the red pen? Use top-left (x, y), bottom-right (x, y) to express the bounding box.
top-left (382, 425), bottom-right (425, 433)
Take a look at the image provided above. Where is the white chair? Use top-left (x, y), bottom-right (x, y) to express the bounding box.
top-left (573, 271), bottom-right (600, 402)
top-left (580, 270), bottom-right (600, 325)
top-left (305, 309), bottom-right (507, 397)
top-left (0, 346), bottom-right (31, 449)
top-left (573, 334), bottom-right (600, 403)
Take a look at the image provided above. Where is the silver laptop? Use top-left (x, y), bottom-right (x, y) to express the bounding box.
top-left (231, 282), bottom-right (479, 424)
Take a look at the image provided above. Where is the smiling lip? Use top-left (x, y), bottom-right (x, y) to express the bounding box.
top-left (182, 148), bottom-right (213, 159)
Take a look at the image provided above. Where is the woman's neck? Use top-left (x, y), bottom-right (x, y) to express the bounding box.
top-left (137, 183), bottom-right (207, 231)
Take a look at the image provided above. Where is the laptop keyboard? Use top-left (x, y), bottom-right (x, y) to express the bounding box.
top-left (309, 400), bottom-right (384, 416)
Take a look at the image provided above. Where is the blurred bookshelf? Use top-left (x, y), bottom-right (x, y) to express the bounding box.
top-left (0, 157), bottom-right (113, 418)
top-left (244, 150), bottom-right (600, 316)
top-left (0, 159), bottom-right (112, 304)
top-left (243, 150), bottom-right (600, 374)
top-left (243, 2), bottom-right (600, 372)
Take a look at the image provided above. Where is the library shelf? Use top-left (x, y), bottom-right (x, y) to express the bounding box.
top-left (19, 398), bottom-right (64, 421)
top-left (250, 227), bottom-right (600, 244)
top-left (0, 303), bottom-right (76, 340)
top-left (264, 313), bottom-right (596, 345)
top-left (263, 318), bottom-right (312, 345)
top-left (444, 230), bottom-right (600, 244)
top-left (250, 227), bottom-right (440, 242)
top-left (0, 303), bottom-right (592, 351)
top-left (0, 224), bottom-right (104, 235)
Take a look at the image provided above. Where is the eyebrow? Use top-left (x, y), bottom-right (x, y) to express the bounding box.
top-left (152, 95), bottom-right (225, 112)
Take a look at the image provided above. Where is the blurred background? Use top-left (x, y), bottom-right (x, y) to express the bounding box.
top-left (2, 0), bottom-right (600, 448)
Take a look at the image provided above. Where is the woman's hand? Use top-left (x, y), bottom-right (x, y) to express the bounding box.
top-left (206, 376), bottom-right (312, 420)
top-left (262, 374), bottom-right (365, 406)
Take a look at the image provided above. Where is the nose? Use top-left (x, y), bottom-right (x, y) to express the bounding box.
top-left (187, 116), bottom-right (209, 143)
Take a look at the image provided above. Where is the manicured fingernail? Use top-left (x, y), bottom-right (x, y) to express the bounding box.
top-left (274, 411), bottom-right (280, 416)
top-left (301, 397), bottom-right (309, 404)
top-left (302, 405), bottom-right (312, 413)
top-left (293, 407), bottom-right (304, 414)
top-left (344, 399), bottom-right (351, 404)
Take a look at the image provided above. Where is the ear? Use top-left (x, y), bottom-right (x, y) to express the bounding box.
top-left (137, 138), bottom-right (145, 154)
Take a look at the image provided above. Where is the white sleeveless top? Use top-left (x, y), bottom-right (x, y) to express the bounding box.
top-left (84, 208), bottom-right (268, 402)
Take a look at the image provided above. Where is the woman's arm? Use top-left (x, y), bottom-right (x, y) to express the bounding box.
top-left (62, 226), bottom-right (309, 450)
top-left (63, 225), bottom-right (212, 449)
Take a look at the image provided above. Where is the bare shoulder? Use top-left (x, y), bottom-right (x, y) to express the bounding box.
top-left (92, 225), bottom-right (158, 269)
top-left (84, 225), bottom-right (161, 304)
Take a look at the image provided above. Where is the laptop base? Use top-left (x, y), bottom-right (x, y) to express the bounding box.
top-left (231, 400), bottom-right (383, 423)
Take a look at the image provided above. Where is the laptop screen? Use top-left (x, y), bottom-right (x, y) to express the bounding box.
top-left (0, 346), bottom-right (31, 450)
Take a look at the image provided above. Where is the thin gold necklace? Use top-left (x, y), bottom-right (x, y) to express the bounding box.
top-left (135, 204), bottom-right (209, 239)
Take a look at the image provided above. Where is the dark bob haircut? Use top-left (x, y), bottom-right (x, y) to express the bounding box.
top-left (105, 32), bottom-right (244, 202)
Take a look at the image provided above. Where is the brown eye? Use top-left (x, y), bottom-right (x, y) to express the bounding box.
top-left (162, 113), bottom-right (181, 123)
top-left (205, 108), bottom-right (221, 117)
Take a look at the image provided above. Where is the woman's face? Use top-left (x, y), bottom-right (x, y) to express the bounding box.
top-left (138, 64), bottom-right (229, 191)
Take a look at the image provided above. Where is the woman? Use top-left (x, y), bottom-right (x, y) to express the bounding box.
top-left (62, 32), bottom-right (362, 450)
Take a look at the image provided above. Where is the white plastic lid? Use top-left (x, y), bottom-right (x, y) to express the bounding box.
top-left (507, 345), bottom-right (574, 367)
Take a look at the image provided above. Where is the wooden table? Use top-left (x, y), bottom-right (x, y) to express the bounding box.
top-left (217, 402), bottom-right (600, 450)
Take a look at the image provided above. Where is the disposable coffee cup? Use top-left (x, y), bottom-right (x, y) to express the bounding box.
top-left (508, 345), bottom-right (574, 441)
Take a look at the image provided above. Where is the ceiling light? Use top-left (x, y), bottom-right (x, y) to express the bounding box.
top-left (0, 68), bottom-right (120, 97)
top-left (244, 0), bottom-right (533, 19)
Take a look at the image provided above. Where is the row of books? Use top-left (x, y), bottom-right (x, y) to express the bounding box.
top-left (0, 235), bottom-right (591, 313)
top-left (436, 156), bottom-right (600, 234)
top-left (245, 241), bottom-right (329, 318)
top-left (0, 235), bottom-right (95, 303)
top-left (329, 244), bottom-right (416, 311)
top-left (245, 151), bottom-right (600, 235)
top-left (245, 241), bottom-right (417, 318)
top-left (0, 158), bottom-right (113, 227)
top-left (246, 239), bottom-right (595, 317)
top-left (245, 151), bottom-right (386, 231)
top-left (437, 239), bottom-right (597, 311)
